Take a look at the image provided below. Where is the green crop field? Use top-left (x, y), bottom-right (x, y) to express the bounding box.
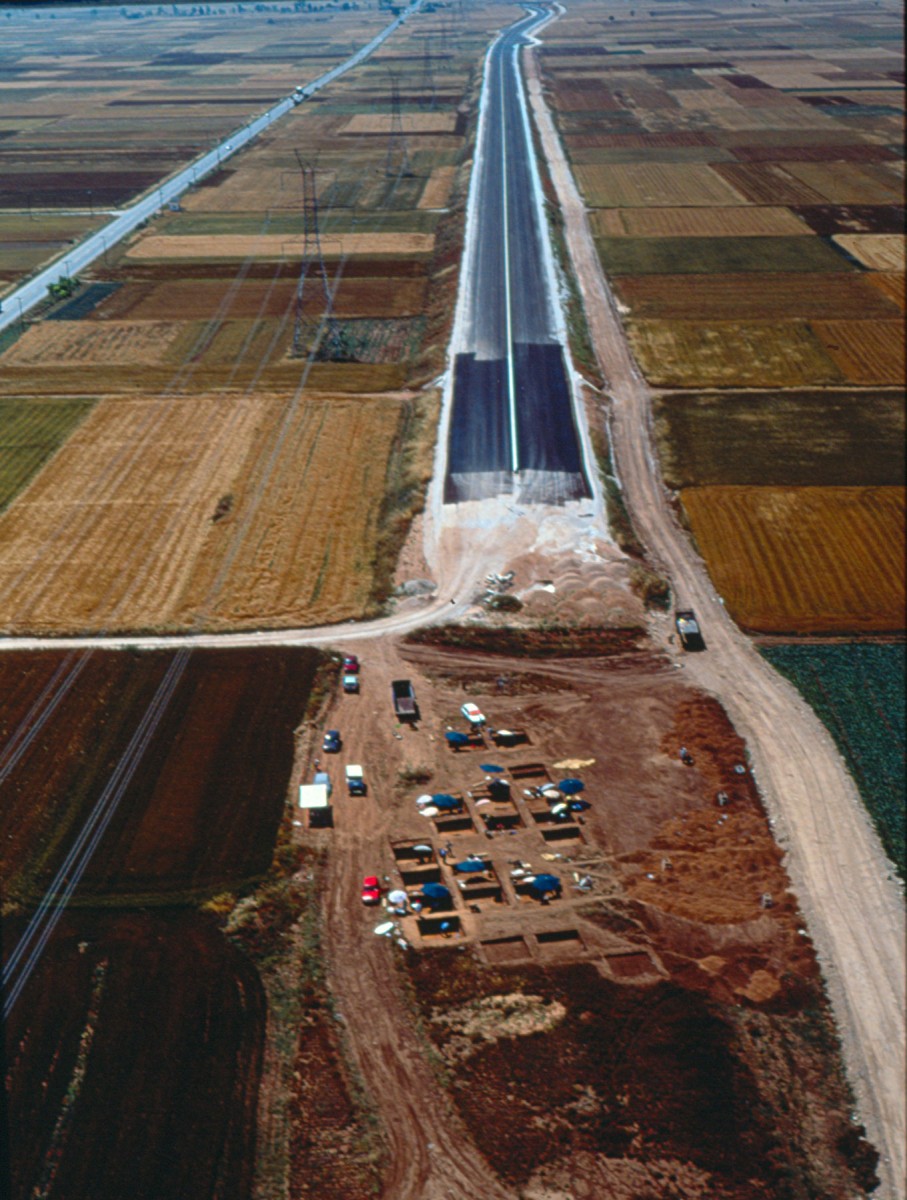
top-left (595, 235), bottom-right (855, 276)
top-left (0, 397), bottom-right (96, 510)
top-left (761, 643), bottom-right (906, 877)
top-left (654, 389), bottom-right (906, 489)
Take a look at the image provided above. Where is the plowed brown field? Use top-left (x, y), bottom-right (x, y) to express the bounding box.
top-left (811, 320), bottom-right (906, 384)
top-left (0, 391), bottom-right (417, 634)
top-left (681, 485), bottom-right (906, 633)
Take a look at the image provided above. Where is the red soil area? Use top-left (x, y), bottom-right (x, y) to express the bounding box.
top-left (4, 910), bottom-right (263, 1200)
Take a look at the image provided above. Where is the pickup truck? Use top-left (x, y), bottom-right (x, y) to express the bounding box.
top-left (675, 610), bottom-right (705, 651)
top-left (391, 679), bottom-right (417, 721)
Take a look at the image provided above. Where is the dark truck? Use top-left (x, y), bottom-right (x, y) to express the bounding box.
top-left (675, 609), bottom-right (705, 651)
top-left (391, 679), bottom-right (417, 721)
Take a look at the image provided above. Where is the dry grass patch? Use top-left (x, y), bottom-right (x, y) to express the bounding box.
top-left (627, 319), bottom-right (842, 388)
top-left (127, 233), bottom-right (435, 260)
top-left (681, 485), bottom-right (906, 633)
top-left (574, 162), bottom-right (745, 207)
top-left (810, 321), bottom-right (905, 385)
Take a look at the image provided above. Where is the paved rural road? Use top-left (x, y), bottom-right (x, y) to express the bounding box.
top-left (0, 0), bottom-right (423, 335)
top-left (521, 48), bottom-right (906, 1200)
top-left (445, 5), bottom-right (588, 505)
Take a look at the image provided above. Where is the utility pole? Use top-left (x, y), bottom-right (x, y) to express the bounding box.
top-left (292, 152), bottom-right (333, 358)
top-left (418, 37), bottom-right (436, 111)
top-left (385, 71), bottom-right (413, 178)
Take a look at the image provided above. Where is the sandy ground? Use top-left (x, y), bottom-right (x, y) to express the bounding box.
top-left (522, 44), bottom-right (906, 1200)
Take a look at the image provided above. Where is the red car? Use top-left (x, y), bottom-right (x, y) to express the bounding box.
top-left (361, 875), bottom-right (382, 905)
top-left (343, 655), bottom-right (360, 674)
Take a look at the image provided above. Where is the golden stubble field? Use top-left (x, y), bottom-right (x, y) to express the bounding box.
top-left (0, 390), bottom-right (424, 634)
top-left (681, 485), bottom-right (906, 633)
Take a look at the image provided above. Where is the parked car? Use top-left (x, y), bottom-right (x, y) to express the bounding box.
top-left (346, 765), bottom-right (367, 796)
top-left (342, 672), bottom-right (360, 694)
top-left (322, 729), bottom-right (342, 753)
top-left (361, 875), bottom-right (382, 905)
top-left (342, 655), bottom-right (360, 673)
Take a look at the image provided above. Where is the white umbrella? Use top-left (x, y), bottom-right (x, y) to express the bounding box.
top-left (415, 794), bottom-right (433, 807)
top-left (420, 806), bottom-right (439, 817)
top-left (388, 889), bottom-right (408, 907)
top-left (373, 921), bottom-right (395, 936)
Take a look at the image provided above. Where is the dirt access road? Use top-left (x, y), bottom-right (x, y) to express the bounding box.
top-left (523, 44), bottom-right (906, 1200)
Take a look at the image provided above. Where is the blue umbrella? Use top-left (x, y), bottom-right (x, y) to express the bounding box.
top-left (569, 799), bottom-right (590, 812)
top-left (558, 778), bottom-right (585, 795)
top-left (528, 873), bottom-right (561, 897)
top-left (445, 731), bottom-right (470, 746)
top-left (480, 763), bottom-right (505, 773)
top-left (432, 792), bottom-right (457, 803)
top-left (454, 857), bottom-right (487, 873)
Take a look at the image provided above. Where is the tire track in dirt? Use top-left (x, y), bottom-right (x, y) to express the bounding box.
top-left (523, 43), bottom-right (906, 1200)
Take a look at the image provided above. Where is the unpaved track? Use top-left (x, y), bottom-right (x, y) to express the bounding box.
top-left (318, 635), bottom-right (514, 1200)
top-left (523, 44), bottom-right (906, 1200)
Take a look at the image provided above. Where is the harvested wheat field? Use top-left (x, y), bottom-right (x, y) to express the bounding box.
top-left (589, 205), bottom-right (810, 238)
top-left (126, 232), bottom-right (435, 261)
top-left (341, 112), bottom-right (457, 134)
top-left (681, 485), bottom-right (906, 633)
top-left (574, 162), bottom-right (745, 207)
top-left (0, 321), bottom-right (193, 368)
top-left (627, 319), bottom-right (842, 388)
top-left (0, 390), bottom-right (430, 634)
top-left (810, 320), bottom-right (906, 385)
top-left (418, 164), bottom-right (457, 209)
top-left (614, 272), bottom-right (902, 320)
top-left (865, 272), bottom-right (905, 311)
top-left (833, 233), bottom-right (906, 272)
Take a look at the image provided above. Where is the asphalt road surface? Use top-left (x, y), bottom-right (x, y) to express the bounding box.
top-left (446, 6), bottom-right (589, 505)
top-left (0, 0), bottom-right (422, 336)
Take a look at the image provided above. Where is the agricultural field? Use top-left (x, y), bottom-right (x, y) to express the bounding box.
top-left (0, 396), bottom-right (97, 511)
top-left (680, 486), bottom-right (905, 634)
top-left (0, 648), bottom-right (321, 903)
top-left (6, 910), bottom-right (265, 1200)
top-left (653, 388), bottom-right (906, 490)
top-left (2, 645), bottom-right (321, 1200)
top-left (0, 0), bottom-right (515, 631)
top-left (760, 643), bottom-right (906, 877)
top-left (0, 2), bottom-right (392, 253)
top-left (0, 389), bottom-right (435, 635)
top-left (539, 0), bottom-right (905, 637)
